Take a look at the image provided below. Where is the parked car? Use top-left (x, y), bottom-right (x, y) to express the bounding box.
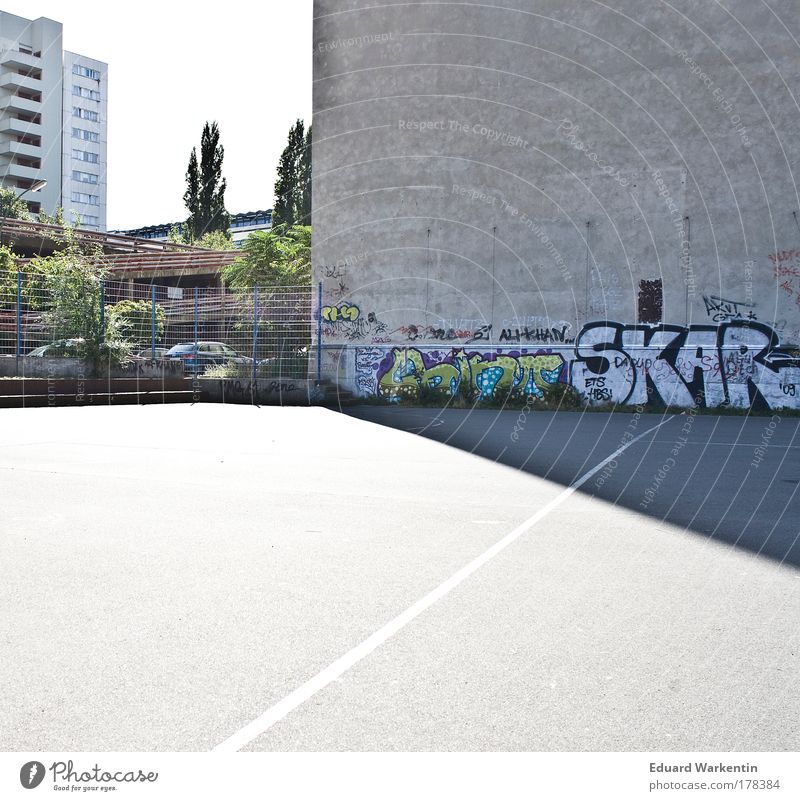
top-left (27, 338), bottom-right (86, 357)
top-left (164, 342), bottom-right (252, 373)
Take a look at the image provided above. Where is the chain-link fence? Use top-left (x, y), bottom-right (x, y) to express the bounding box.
top-left (0, 272), bottom-right (318, 380)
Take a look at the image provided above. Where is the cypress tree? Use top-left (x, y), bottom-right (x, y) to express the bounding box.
top-left (184, 121), bottom-right (229, 240)
top-left (273, 120), bottom-right (305, 229)
top-left (183, 147), bottom-right (199, 238)
top-left (297, 124), bottom-right (312, 225)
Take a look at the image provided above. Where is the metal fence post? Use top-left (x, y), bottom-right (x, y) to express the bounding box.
top-left (317, 281), bottom-right (323, 383)
top-left (99, 280), bottom-right (105, 341)
top-left (251, 286), bottom-right (258, 391)
top-left (151, 285), bottom-right (156, 361)
top-left (193, 287), bottom-right (199, 377)
top-left (15, 270), bottom-right (21, 362)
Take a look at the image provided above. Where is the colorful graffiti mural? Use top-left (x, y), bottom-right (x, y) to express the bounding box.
top-left (351, 321), bottom-right (800, 409)
top-left (354, 347), bottom-right (567, 401)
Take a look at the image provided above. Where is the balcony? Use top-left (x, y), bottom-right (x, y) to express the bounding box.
top-left (0, 117), bottom-right (42, 137)
top-left (0, 140), bottom-right (41, 159)
top-left (0, 71), bottom-right (42, 94)
top-left (0, 49), bottom-right (42, 74)
top-left (0, 161), bottom-right (42, 183)
top-left (0, 94), bottom-right (41, 117)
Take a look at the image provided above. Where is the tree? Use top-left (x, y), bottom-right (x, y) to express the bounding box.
top-left (273, 120), bottom-right (307, 228)
top-left (15, 226), bottom-right (130, 368)
top-left (0, 187), bottom-right (30, 220)
top-left (297, 125), bottom-right (312, 225)
top-left (220, 225), bottom-right (311, 289)
top-left (184, 121), bottom-right (229, 240)
top-left (183, 149), bottom-right (199, 236)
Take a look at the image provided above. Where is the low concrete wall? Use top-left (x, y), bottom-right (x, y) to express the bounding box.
top-left (199, 378), bottom-right (326, 406)
top-left (0, 356), bottom-right (185, 380)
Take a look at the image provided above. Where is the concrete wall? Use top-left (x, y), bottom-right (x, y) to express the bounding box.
top-left (0, 356), bottom-right (185, 379)
top-left (312, 0), bottom-right (800, 409)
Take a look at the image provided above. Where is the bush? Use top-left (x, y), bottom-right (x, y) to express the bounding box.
top-left (107, 300), bottom-right (164, 345)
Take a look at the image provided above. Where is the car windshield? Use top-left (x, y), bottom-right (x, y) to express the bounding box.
top-left (165, 344), bottom-right (197, 355)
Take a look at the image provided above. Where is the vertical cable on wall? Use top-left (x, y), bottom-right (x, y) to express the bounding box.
top-left (584, 221), bottom-right (591, 324)
top-left (425, 227), bottom-right (431, 318)
top-left (684, 215), bottom-right (691, 326)
top-left (489, 226), bottom-right (497, 344)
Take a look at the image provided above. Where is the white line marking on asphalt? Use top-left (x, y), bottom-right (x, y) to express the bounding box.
top-left (213, 414), bottom-right (677, 752)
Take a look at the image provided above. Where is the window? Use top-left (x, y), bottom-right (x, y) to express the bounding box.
top-left (72, 85), bottom-right (101, 101)
top-left (71, 192), bottom-right (99, 205)
top-left (72, 64), bottom-right (101, 81)
top-left (638, 279), bottom-right (663, 324)
top-left (73, 107), bottom-right (99, 121)
top-left (73, 170), bottom-right (98, 184)
top-left (73, 149), bottom-right (99, 163)
top-left (77, 214), bottom-right (99, 226)
top-left (72, 127), bottom-right (99, 143)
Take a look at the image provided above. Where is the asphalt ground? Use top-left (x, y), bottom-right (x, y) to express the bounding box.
top-left (347, 406), bottom-right (800, 569)
top-left (1, 405), bottom-right (798, 752)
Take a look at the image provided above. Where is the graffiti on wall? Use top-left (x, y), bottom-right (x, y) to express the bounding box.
top-left (353, 321), bottom-right (800, 409)
top-left (354, 347), bottom-right (567, 401)
top-left (702, 295), bottom-right (757, 322)
top-left (322, 305), bottom-right (388, 341)
top-left (322, 304), bottom-right (360, 323)
top-left (572, 321), bottom-right (799, 409)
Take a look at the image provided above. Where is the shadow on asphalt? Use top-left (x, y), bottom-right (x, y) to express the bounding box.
top-left (344, 405), bottom-right (800, 570)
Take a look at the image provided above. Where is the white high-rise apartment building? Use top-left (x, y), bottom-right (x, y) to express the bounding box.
top-left (0, 11), bottom-right (107, 230)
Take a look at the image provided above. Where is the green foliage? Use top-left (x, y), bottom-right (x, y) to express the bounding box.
top-left (0, 187), bottom-right (30, 220)
top-left (37, 207), bottom-right (66, 226)
top-left (167, 224), bottom-right (186, 244)
top-left (221, 225), bottom-right (311, 289)
top-left (195, 229), bottom-right (233, 250)
top-left (273, 120), bottom-right (310, 228)
top-left (167, 223), bottom-right (232, 250)
top-left (106, 299), bottom-right (164, 345)
top-left (184, 121), bottom-right (230, 239)
top-left (4, 225), bottom-right (129, 369)
top-left (0, 245), bottom-right (20, 309)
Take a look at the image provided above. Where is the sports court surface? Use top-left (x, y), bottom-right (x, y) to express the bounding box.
top-left (1, 405), bottom-right (798, 751)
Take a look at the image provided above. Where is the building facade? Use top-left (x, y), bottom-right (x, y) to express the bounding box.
top-left (0, 11), bottom-right (107, 229)
top-left (313, 0), bottom-right (800, 410)
top-left (117, 210), bottom-right (273, 248)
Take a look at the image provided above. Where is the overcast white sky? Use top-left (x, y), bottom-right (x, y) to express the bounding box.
top-left (3, 0), bottom-right (313, 230)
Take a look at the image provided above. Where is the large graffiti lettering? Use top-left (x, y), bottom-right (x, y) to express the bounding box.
top-left (364, 348), bottom-right (567, 401)
top-left (354, 318), bottom-right (800, 409)
top-left (572, 321), bottom-right (800, 409)
top-left (352, 320), bottom-right (800, 410)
